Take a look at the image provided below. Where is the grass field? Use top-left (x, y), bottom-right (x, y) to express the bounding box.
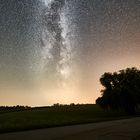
top-left (0, 104), bottom-right (137, 133)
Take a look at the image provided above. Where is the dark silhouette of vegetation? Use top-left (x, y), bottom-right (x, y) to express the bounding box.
top-left (96, 67), bottom-right (140, 114)
top-left (0, 104), bottom-right (128, 133)
top-left (0, 105), bottom-right (31, 113)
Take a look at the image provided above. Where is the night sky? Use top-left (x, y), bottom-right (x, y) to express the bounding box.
top-left (0, 0), bottom-right (139, 106)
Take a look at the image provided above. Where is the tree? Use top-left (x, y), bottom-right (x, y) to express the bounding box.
top-left (96, 67), bottom-right (140, 114)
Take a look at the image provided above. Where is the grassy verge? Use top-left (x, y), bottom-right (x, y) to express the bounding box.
top-left (0, 104), bottom-right (138, 133)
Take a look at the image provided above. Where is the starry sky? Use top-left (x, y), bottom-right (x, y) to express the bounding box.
top-left (0, 0), bottom-right (139, 106)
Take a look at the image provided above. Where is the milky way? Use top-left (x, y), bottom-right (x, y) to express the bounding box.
top-left (0, 0), bottom-right (139, 106)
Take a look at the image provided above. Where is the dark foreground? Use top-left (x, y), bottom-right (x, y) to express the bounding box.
top-left (0, 104), bottom-right (130, 133)
top-left (0, 117), bottom-right (140, 140)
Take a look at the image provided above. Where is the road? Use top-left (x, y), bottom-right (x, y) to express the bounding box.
top-left (0, 117), bottom-right (140, 140)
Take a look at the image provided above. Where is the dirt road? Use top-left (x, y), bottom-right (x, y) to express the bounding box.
top-left (0, 117), bottom-right (140, 140)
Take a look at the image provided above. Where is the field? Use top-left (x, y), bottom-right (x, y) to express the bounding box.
top-left (0, 104), bottom-right (137, 133)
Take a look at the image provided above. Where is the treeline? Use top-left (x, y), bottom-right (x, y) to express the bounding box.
top-left (0, 105), bottom-right (31, 113)
top-left (53, 103), bottom-right (84, 107)
top-left (0, 104), bottom-right (95, 112)
top-left (96, 67), bottom-right (140, 114)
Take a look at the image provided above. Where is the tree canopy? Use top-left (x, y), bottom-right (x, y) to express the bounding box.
top-left (96, 67), bottom-right (140, 114)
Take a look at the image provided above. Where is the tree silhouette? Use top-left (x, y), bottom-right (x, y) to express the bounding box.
top-left (96, 67), bottom-right (140, 114)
